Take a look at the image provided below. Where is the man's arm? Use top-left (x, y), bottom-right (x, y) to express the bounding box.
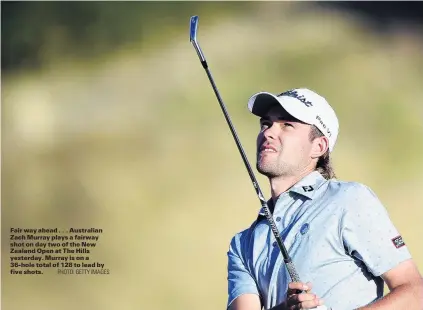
top-left (341, 184), bottom-right (421, 309)
top-left (226, 232), bottom-right (262, 310)
top-left (357, 259), bottom-right (423, 310)
top-left (228, 294), bottom-right (262, 310)
top-left (229, 282), bottom-right (323, 310)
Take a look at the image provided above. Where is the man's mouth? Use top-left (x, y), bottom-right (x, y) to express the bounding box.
top-left (259, 145), bottom-right (278, 153)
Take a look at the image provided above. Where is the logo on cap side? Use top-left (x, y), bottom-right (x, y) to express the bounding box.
top-left (316, 115), bottom-right (332, 138)
top-left (277, 90), bottom-right (313, 107)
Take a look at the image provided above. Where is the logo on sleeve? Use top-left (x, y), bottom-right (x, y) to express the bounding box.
top-left (392, 235), bottom-right (405, 249)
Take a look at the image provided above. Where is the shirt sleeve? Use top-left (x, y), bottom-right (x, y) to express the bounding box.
top-left (227, 232), bottom-right (260, 309)
top-left (341, 183), bottom-right (412, 277)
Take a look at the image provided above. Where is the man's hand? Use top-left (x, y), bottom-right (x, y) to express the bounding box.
top-left (284, 282), bottom-right (324, 310)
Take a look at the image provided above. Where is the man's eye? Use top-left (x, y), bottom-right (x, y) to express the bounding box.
top-left (261, 121), bottom-right (272, 128)
top-left (283, 122), bottom-right (295, 128)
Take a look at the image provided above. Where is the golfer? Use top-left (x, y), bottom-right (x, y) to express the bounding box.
top-left (226, 88), bottom-right (423, 310)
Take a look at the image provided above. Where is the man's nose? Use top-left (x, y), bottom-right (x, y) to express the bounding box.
top-left (263, 122), bottom-right (278, 140)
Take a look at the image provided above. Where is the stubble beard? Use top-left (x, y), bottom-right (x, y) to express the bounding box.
top-left (256, 151), bottom-right (297, 179)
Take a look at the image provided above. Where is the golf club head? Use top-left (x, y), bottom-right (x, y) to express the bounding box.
top-left (190, 15), bottom-right (199, 43)
top-left (189, 15), bottom-right (206, 64)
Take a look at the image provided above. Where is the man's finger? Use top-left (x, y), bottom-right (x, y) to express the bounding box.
top-left (287, 292), bottom-right (317, 307)
top-left (301, 298), bottom-right (324, 309)
top-left (287, 282), bottom-right (310, 294)
top-left (304, 282), bottom-right (313, 293)
top-left (297, 293), bottom-right (318, 303)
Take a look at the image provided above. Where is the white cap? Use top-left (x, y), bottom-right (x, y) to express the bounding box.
top-left (247, 88), bottom-right (339, 152)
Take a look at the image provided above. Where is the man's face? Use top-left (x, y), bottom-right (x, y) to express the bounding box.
top-left (256, 105), bottom-right (315, 178)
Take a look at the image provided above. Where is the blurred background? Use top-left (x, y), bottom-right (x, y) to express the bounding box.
top-left (2, 2), bottom-right (423, 310)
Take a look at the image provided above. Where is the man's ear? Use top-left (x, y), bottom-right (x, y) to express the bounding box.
top-left (311, 136), bottom-right (329, 159)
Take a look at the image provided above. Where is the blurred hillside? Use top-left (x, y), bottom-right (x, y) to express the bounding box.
top-left (2, 2), bottom-right (423, 310)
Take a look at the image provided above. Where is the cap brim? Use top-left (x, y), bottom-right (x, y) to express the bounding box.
top-left (247, 92), bottom-right (281, 117)
top-left (248, 92), bottom-right (314, 125)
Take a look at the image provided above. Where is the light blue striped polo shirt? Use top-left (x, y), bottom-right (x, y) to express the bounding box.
top-left (227, 171), bottom-right (411, 310)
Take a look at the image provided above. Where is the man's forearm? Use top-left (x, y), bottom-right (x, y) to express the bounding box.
top-left (357, 281), bottom-right (423, 310)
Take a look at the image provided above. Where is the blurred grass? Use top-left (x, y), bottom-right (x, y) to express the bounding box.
top-left (2, 2), bottom-right (423, 310)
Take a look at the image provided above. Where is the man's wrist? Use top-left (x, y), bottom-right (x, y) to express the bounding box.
top-left (269, 301), bottom-right (287, 310)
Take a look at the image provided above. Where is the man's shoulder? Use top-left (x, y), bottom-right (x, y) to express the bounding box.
top-left (325, 178), bottom-right (376, 197)
top-left (229, 223), bottom-right (256, 243)
top-left (227, 225), bottom-right (255, 255)
top-left (325, 178), bottom-right (384, 211)
top-left (228, 211), bottom-right (269, 249)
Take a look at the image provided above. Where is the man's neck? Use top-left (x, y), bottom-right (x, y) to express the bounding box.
top-left (269, 168), bottom-right (315, 203)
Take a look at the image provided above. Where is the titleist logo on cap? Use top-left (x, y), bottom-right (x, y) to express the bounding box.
top-left (277, 90), bottom-right (313, 108)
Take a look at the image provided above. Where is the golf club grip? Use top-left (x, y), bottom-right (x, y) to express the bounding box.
top-left (286, 260), bottom-right (301, 283)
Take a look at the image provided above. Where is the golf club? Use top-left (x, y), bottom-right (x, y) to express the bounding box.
top-left (189, 15), bottom-right (302, 285)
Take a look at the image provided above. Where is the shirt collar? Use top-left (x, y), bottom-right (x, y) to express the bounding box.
top-left (288, 170), bottom-right (326, 199)
top-left (256, 171), bottom-right (326, 218)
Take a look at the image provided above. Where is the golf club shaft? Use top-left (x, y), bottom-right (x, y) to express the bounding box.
top-left (204, 64), bottom-right (300, 283)
top-left (189, 16), bottom-right (301, 283)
